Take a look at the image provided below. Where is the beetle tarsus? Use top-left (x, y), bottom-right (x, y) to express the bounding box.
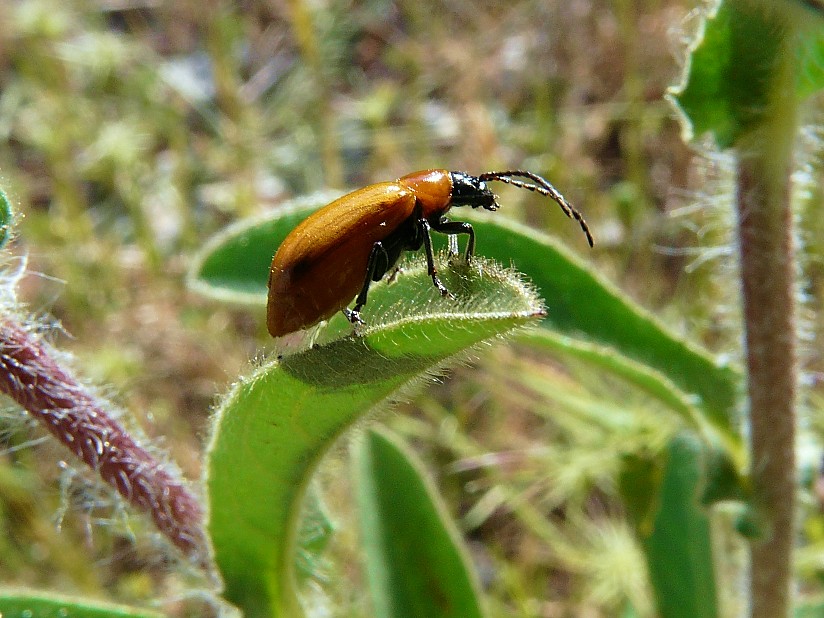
top-left (344, 307), bottom-right (365, 326)
top-left (430, 273), bottom-right (451, 297)
top-left (386, 266), bottom-right (403, 284)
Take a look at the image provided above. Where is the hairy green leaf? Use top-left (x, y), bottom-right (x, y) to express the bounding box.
top-left (671, 0), bottom-right (824, 148)
top-left (205, 258), bottom-right (542, 618)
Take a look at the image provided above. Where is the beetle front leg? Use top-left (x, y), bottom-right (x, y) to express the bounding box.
top-left (346, 241), bottom-right (387, 325)
top-left (419, 219), bottom-right (452, 297)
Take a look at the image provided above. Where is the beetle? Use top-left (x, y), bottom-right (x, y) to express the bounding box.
top-left (267, 169), bottom-right (593, 337)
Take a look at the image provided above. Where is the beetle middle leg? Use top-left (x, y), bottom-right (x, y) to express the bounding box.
top-left (419, 219), bottom-right (452, 297)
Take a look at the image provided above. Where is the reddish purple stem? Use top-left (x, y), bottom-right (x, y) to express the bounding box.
top-left (0, 318), bottom-right (209, 566)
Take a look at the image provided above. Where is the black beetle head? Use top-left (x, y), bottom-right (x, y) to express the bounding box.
top-left (449, 171), bottom-right (499, 211)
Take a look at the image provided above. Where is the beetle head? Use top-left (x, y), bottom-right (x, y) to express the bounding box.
top-left (449, 172), bottom-right (499, 211)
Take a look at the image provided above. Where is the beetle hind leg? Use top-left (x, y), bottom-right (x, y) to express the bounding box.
top-left (346, 241), bottom-right (391, 325)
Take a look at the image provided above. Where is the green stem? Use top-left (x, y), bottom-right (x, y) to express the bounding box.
top-left (735, 37), bottom-right (798, 618)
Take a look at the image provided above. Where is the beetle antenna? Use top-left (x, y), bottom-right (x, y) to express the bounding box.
top-left (479, 170), bottom-right (594, 247)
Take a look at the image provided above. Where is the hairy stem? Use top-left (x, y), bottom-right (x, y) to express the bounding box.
top-left (0, 318), bottom-right (209, 567)
top-left (736, 67), bottom-right (798, 617)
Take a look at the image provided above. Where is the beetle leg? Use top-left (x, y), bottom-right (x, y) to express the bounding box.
top-left (446, 234), bottom-right (459, 258)
top-left (432, 219), bottom-right (475, 263)
top-left (419, 219), bottom-right (451, 297)
top-left (347, 241), bottom-right (389, 324)
top-left (386, 266), bottom-right (403, 284)
top-left (343, 307), bottom-right (365, 325)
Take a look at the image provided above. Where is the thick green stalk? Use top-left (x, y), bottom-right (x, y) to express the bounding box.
top-left (735, 37), bottom-right (798, 618)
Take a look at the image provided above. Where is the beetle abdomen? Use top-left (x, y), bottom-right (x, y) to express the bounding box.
top-left (267, 182), bottom-right (418, 336)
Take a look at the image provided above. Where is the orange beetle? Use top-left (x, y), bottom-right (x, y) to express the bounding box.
top-left (267, 169), bottom-right (593, 337)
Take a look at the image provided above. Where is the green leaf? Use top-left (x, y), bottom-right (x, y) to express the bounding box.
top-left (670, 0), bottom-right (824, 149)
top-left (0, 186), bottom-right (13, 249)
top-left (513, 329), bottom-right (743, 466)
top-left (205, 258), bottom-right (543, 618)
top-left (640, 434), bottom-right (718, 618)
top-left (795, 600), bottom-right (824, 617)
top-left (0, 590), bottom-right (164, 618)
top-left (354, 428), bottom-right (484, 618)
top-left (619, 451), bottom-right (667, 539)
top-left (671, 2), bottom-right (782, 148)
top-left (294, 486), bottom-right (334, 583)
top-left (796, 10), bottom-right (824, 99)
top-left (456, 212), bottom-right (740, 437)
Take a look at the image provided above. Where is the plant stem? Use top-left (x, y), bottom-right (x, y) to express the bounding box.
top-left (0, 318), bottom-right (210, 567)
top-left (735, 61), bottom-right (798, 615)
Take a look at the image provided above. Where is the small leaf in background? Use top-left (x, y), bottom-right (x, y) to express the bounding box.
top-left (670, 2), bottom-right (783, 148)
top-left (796, 601), bottom-right (824, 617)
top-left (205, 257), bottom-right (542, 618)
top-left (0, 590), bottom-right (164, 618)
top-left (0, 187), bottom-right (12, 249)
top-left (619, 451), bottom-right (666, 538)
top-left (294, 486), bottom-right (335, 584)
top-left (639, 434), bottom-right (718, 618)
top-left (354, 428), bottom-right (484, 618)
top-left (796, 7), bottom-right (824, 99)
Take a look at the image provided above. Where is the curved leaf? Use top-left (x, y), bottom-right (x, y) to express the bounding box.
top-left (187, 191), bottom-right (340, 304)
top-left (355, 428), bottom-right (484, 618)
top-left (205, 258), bottom-right (543, 618)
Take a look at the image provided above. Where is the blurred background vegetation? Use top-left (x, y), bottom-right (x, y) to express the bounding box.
top-left (1, 0), bottom-right (820, 616)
